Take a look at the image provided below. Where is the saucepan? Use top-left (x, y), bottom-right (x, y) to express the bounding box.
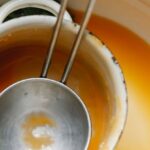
top-left (0, 0), bottom-right (127, 149)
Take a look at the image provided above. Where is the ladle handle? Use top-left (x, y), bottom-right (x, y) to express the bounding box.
top-left (41, 0), bottom-right (96, 83)
top-left (60, 0), bottom-right (96, 84)
top-left (41, 0), bottom-right (69, 78)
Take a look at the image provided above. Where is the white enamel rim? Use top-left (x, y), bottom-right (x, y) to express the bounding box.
top-left (0, 0), bottom-right (72, 23)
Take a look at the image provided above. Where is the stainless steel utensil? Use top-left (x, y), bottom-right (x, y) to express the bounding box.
top-left (0, 0), bottom-right (96, 149)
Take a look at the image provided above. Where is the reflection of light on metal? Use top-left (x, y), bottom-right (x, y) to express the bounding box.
top-left (32, 125), bottom-right (54, 138)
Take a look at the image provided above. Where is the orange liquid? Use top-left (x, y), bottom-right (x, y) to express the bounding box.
top-left (71, 11), bottom-right (150, 150)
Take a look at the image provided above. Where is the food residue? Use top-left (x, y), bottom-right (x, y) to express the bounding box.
top-left (22, 112), bottom-right (55, 150)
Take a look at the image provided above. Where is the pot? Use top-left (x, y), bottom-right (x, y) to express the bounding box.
top-left (0, 0), bottom-right (127, 150)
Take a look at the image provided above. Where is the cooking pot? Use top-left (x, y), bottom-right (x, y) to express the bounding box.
top-left (0, 0), bottom-right (127, 150)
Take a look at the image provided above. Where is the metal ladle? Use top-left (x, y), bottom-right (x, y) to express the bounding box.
top-left (0, 0), bottom-right (96, 149)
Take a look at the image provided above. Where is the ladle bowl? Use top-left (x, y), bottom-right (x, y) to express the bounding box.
top-left (0, 78), bottom-right (91, 150)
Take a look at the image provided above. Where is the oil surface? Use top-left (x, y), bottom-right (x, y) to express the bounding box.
top-left (71, 11), bottom-right (150, 150)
